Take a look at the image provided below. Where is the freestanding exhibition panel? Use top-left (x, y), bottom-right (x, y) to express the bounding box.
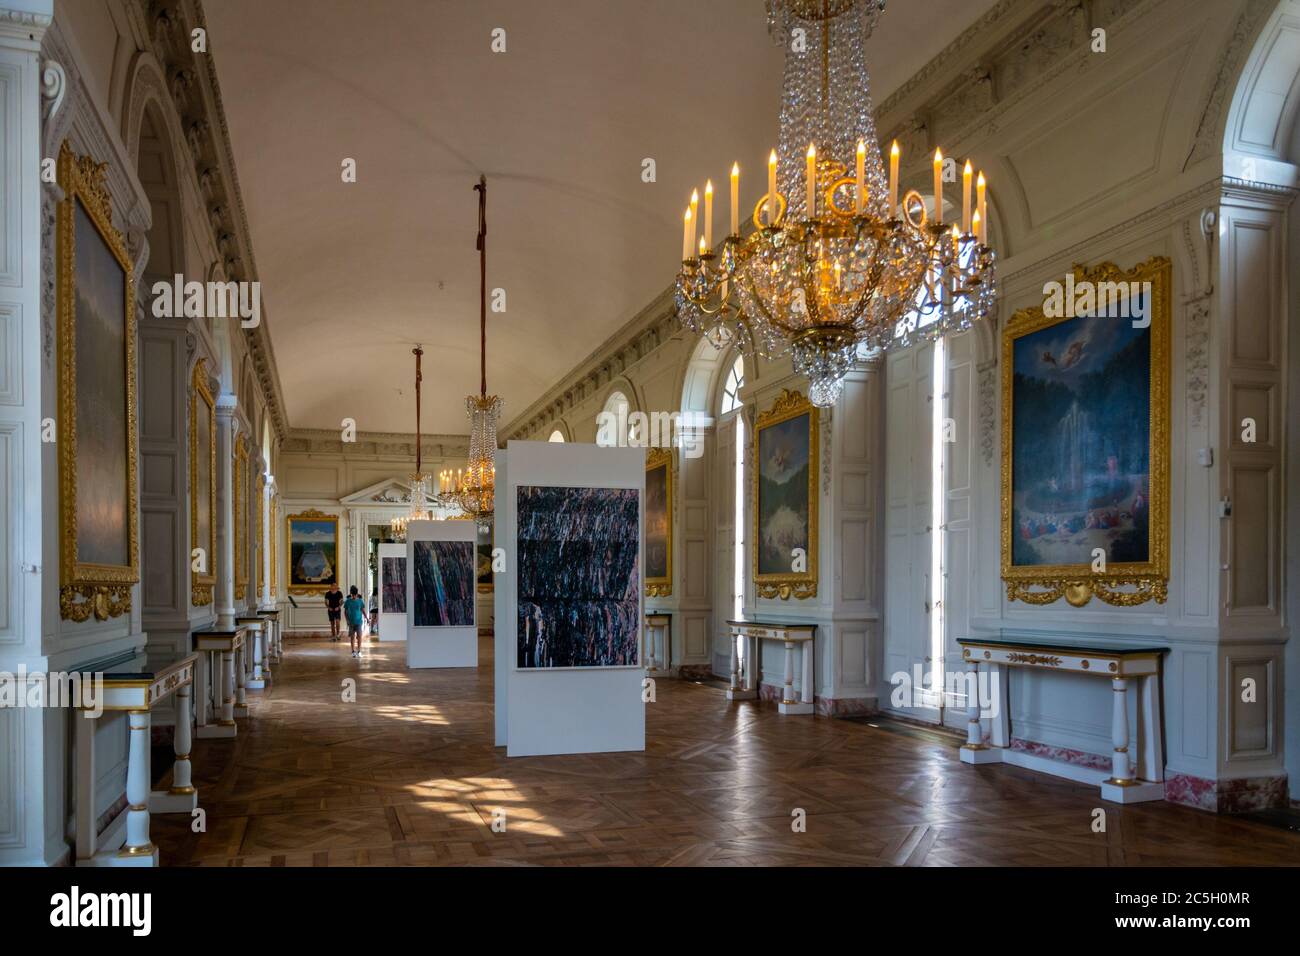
top-left (377, 542), bottom-right (407, 643)
top-left (500, 440), bottom-right (646, 757)
top-left (405, 519), bottom-right (478, 668)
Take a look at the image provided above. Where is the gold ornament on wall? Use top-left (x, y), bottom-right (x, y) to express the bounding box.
top-left (644, 446), bottom-right (673, 597)
top-left (56, 142), bottom-right (140, 621)
top-left (753, 388), bottom-right (819, 600)
top-left (1000, 256), bottom-right (1171, 607)
top-left (234, 437), bottom-right (249, 600)
top-left (189, 358), bottom-right (216, 607)
top-left (256, 472), bottom-right (265, 596)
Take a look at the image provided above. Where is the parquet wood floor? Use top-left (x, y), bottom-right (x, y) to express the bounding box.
top-left (150, 635), bottom-right (1300, 866)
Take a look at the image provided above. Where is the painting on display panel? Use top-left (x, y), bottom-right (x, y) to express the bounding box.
top-left (753, 389), bottom-right (818, 600)
top-left (644, 448), bottom-right (672, 596)
top-left (1001, 257), bottom-right (1170, 608)
top-left (56, 143), bottom-right (140, 622)
top-left (412, 541), bottom-right (475, 627)
top-left (286, 509), bottom-right (339, 594)
top-left (381, 556), bottom-right (406, 613)
top-left (516, 486), bottom-right (640, 669)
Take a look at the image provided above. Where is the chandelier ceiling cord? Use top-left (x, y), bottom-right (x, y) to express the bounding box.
top-left (390, 345), bottom-right (432, 540)
top-left (440, 176), bottom-right (501, 531)
top-left (674, 0), bottom-right (996, 407)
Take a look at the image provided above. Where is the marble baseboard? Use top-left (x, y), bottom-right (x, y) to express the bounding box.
top-left (1009, 737), bottom-right (1112, 772)
top-left (815, 695), bottom-right (877, 718)
top-left (1164, 772), bottom-right (1289, 813)
top-left (677, 664), bottom-right (713, 681)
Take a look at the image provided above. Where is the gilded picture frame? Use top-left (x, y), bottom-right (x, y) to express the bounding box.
top-left (256, 472), bottom-right (265, 596)
top-left (644, 446), bottom-right (673, 597)
top-left (189, 357), bottom-right (217, 606)
top-left (286, 508), bottom-right (339, 595)
top-left (753, 388), bottom-right (819, 600)
top-left (1000, 256), bottom-right (1171, 607)
top-left (56, 142), bottom-right (139, 621)
top-left (270, 492), bottom-right (279, 594)
top-left (234, 437), bottom-right (249, 600)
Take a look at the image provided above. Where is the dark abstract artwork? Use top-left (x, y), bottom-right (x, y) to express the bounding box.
top-left (381, 556), bottom-right (406, 613)
top-left (412, 540), bottom-right (475, 627)
top-left (1010, 296), bottom-right (1151, 568)
top-left (516, 486), bottom-right (640, 668)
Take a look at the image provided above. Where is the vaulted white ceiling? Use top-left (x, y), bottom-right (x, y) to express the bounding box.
top-left (206, 0), bottom-right (998, 434)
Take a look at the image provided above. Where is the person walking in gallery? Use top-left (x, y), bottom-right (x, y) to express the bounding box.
top-left (344, 586), bottom-right (367, 658)
top-left (324, 584), bottom-right (344, 641)
top-left (369, 587), bottom-right (379, 636)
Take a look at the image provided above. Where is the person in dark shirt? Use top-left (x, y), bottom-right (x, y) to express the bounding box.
top-left (324, 586), bottom-right (344, 641)
top-left (344, 586), bottom-right (366, 658)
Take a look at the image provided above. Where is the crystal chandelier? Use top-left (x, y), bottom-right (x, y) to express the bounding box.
top-left (674, 0), bottom-right (996, 407)
top-left (438, 176), bottom-right (499, 532)
top-left (390, 345), bottom-right (432, 541)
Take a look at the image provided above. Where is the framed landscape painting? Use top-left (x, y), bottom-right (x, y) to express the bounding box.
top-left (1001, 257), bottom-right (1170, 607)
top-left (516, 485), bottom-right (640, 669)
top-left (753, 389), bottom-right (818, 600)
top-left (644, 447), bottom-right (672, 596)
top-left (56, 142), bottom-right (139, 622)
top-left (286, 509), bottom-right (338, 594)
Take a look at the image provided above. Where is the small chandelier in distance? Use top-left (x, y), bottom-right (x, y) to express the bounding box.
top-left (674, 0), bottom-right (996, 407)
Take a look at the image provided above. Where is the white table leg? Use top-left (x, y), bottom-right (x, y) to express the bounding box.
top-left (1137, 672), bottom-right (1164, 783)
top-left (152, 682), bottom-right (199, 813)
top-left (801, 641), bottom-right (814, 706)
top-left (959, 659), bottom-right (1000, 765)
top-left (962, 660), bottom-right (984, 749)
top-left (250, 625), bottom-right (265, 687)
top-left (1109, 677), bottom-right (1132, 784)
top-left (221, 650), bottom-right (236, 726)
top-left (234, 642), bottom-right (248, 716)
top-left (778, 640), bottom-right (813, 715)
top-left (118, 710), bottom-right (158, 865)
top-left (990, 663), bottom-right (1010, 748)
top-left (729, 634), bottom-right (739, 691)
top-left (193, 652), bottom-right (208, 729)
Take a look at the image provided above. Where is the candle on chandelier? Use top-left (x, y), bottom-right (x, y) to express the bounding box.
top-left (972, 210), bottom-right (982, 247)
top-left (704, 180), bottom-right (713, 251)
top-left (976, 171), bottom-right (987, 245)
top-left (682, 207), bottom-right (692, 260)
top-left (699, 235), bottom-right (707, 259)
top-left (855, 140), bottom-right (865, 214)
top-left (730, 163), bottom-right (739, 236)
top-left (962, 160), bottom-right (972, 234)
top-left (767, 149), bottom-right (778, 226)
top-left (806, 143), bottom-right (817, 219)
top-left (889, 140), bottom-right (899, 216)
top-left (933, 149), bottom-right (943, 224)
top-left (690, 188), bottom-right (699, 235)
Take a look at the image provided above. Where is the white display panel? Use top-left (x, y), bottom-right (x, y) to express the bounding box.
top-left (405, 519), bottom-right (478, 669)
top-left (502, 441), bottom-right (645, 756)
top-left (377, 542), bottom-right (408, 642)
top-left (494, 450), bottom-right (510, 747)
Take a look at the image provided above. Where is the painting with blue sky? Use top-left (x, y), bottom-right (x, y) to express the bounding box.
top-left (1010, 288), bottom-right (1151, 568)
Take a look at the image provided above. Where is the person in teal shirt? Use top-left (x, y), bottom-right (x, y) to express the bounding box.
top-left (344, 586), bottom-right (366, 658)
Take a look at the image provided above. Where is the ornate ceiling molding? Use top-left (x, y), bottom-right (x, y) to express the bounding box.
top-left (282, 427), bottom-right (470, 461)
top-left (129, 0), bottom-right (292, 441)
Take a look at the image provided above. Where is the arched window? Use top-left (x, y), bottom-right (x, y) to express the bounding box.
top-left (720, 354), bottom-right (745, 415)
top-left (548, 429), bottom-right (565, 442)
top-left (598, 390), bottom-right (631, 447)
